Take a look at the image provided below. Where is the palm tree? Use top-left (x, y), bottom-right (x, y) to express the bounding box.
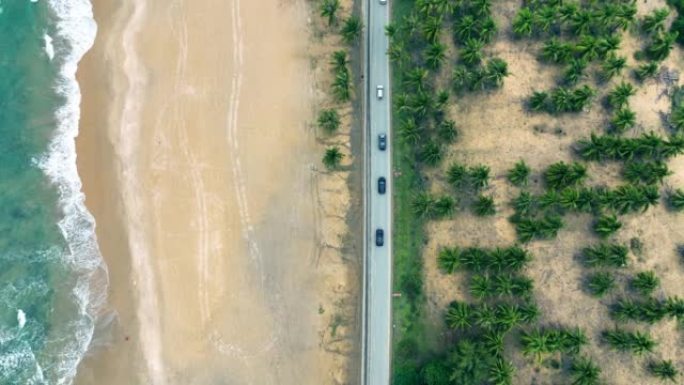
top-left (322, 146), bottom-right (343, 170)
top-left (564, 58), bottom-right (587, 85)
top-left (460, 38), bottom-right (484, 66)
top-left (582, 243), bottom-right (629, 268)
top-left (631, 271), bottom-right (660, 296)
top-left (319, 0), bottom-right (340, 26)
top-left (665, 296), bottom-right (684, 320)
top-left (513, 8), bottom-right (534, 36)
top-left (473, 195), bottom-right (496, 216)
top-left (615, 3), bottom-right (637, 30)
top-left (479, 16), bottom-right (498, 44)
top-left (607, 82), bottom-right (636, 109)
top-left (648, 360), bottom-right (679, 382)
top-left (623, 161), bottom-right (670, 185)
top-left (455, 15), bottom-right (477, 42)
top-left (474, 303), bottom-right (498, 330)
top-left (575, 35), bottom-right (600, 61)
top-left (507, 160), bottom-right (531, 186)
top-left (570, 356), bottom-right (602, 385)
top-left (412, 192), bottom-right (435, 217)
top-left (586, 271), bottom-right (615, 297)
top-left (331, 50), bottom-right (348, 68)
top-left (594, 214), bottom-right (622, 238)
top-left (611, 108), bottom-right (636, 133)
top-left (438, 247), bottom-right (460, 273)
top-left (540, 38), bottom-right (573, 64)
top-left (519, 302), bottom-right (539, 323)
top-left (598, 34), bottom-right (622, 57)
top-left (602, 328), bottom-right (656, 355)
top-left (668, 189), bottom-right (684, 211)
top-left (470, 274), bottom-right (493, 299)
top-left (460, 247), bottom-right (491, 272)
top-left (420, 142), bottom-right (442, 166)
top-left (452, 66), bottom-right (473, 93)
top-left (512, 191), bottom-right (534, 216)
top-left (403, 67), bottom-right (429, 91)
top-left (341, 15), bottom-right (363, 44)
top-left (485, 58), bottom-right (509, 88)
top-left (434, 196), bottom-right (456, 217)
top-left (447, 162), bottom-right (468, 187)
top-left (520, 329), bottom-right (549, 363)
top-left (468, 165), bottom-right (491, 190)
top-left (544, 161), bottom-right (587, 190)
top-left (561, 327), bottom-right (588, 354)
top-left (317, 109), bottom-right (340, 133)
top-left (634, 62), bottom-right (659, 81)
top-left (495, 303), bottom-right (523, 330)
top-left (641, 8), bottom-right (670, 35)
top-left (437, 120), bottom-right (458, 143)
top-left (550, 87), bottom-right (572, 113)
top-left (528, 91), bottom-right (549, 112)
top-left (645, 32), bottom-right (678, 61)
top-left (571, 10), bottom-right (592, 35)
top-left (424, 42), bottom-right (446, 69)
top-left (445, 301), bottom-right (472, 330)
top-left (387, 41), bottom-right (408, 66)
top-left (489, 359), bottom-right (514, 385)
top-left (471, 0), bottom-right (492, 17)
top-left (332, 69), bottom-right (351, 101)
top-left (670, 105), bottom-right (684, 133)
top-left (570, 85), bottom-right (595, 112)
top-left (600, 54), bottom-right (627, 81)
top-left (422, 15), bottom-right (443, 43)
top-left (534, 5), bottom-right (556, 34)
top-left (399, 118), bottom-right (421, 144)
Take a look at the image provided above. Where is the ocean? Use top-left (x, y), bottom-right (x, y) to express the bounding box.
top-left (0, 0), bottom-right (106, 384)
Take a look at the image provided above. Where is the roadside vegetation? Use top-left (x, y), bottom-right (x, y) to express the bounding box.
top-left (390, 0), bottom-right (684, 384)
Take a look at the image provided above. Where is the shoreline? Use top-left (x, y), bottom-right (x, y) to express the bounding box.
top-left (74, 0), bottom-right (360, 384)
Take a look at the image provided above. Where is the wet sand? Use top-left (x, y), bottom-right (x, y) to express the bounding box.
top-left (74, 0), bottom-right (357, 384)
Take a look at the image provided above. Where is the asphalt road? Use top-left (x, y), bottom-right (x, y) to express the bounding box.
top-left (362, 0), bottom-right (391, 384)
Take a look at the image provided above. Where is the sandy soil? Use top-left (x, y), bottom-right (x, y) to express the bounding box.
top-left (74, 0), bottom-right (359, 384)
top-left (421, 1), bottom-right (684, 384)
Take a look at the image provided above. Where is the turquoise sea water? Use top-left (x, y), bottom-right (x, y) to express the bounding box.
top-left (0, 1), bottom-right (104, 384)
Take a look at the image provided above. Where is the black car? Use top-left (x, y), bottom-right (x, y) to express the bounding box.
top-left (378, 133), bottom-right (387, 151)
top-left (378, 177), bottom-right (386, 194)
top-left (375, 229), bottom-right (384, 247)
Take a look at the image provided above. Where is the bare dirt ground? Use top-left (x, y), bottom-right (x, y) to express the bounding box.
top-left (74, 0), bottom-right (361, 384)
top-left (421, 1), bottom-right (684, 384)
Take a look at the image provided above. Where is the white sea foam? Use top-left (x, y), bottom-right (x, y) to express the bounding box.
top-left (17, 309), bottom-right (26, 329)
top-left (44, 33), bottom-right (54, 60)
top-left (35, 0), bottom-right (109, 384)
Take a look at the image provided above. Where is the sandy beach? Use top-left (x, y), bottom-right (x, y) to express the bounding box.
top-left (74, 0), bottom-right (358, 384)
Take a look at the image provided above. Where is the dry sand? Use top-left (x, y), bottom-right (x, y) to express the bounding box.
top-left (421, 1), bottom-right (684, 384)
top-left (74, 0), bottom-right (359, 384)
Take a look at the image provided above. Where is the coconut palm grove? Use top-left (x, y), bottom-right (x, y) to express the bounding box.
top-left (388, 0), bottom-right (684, 384)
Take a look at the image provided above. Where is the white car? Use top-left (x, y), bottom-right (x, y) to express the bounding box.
top-left (379, 0), bottom-right (387, 4)
top-left (376, 85), bottom-right (384, 99)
